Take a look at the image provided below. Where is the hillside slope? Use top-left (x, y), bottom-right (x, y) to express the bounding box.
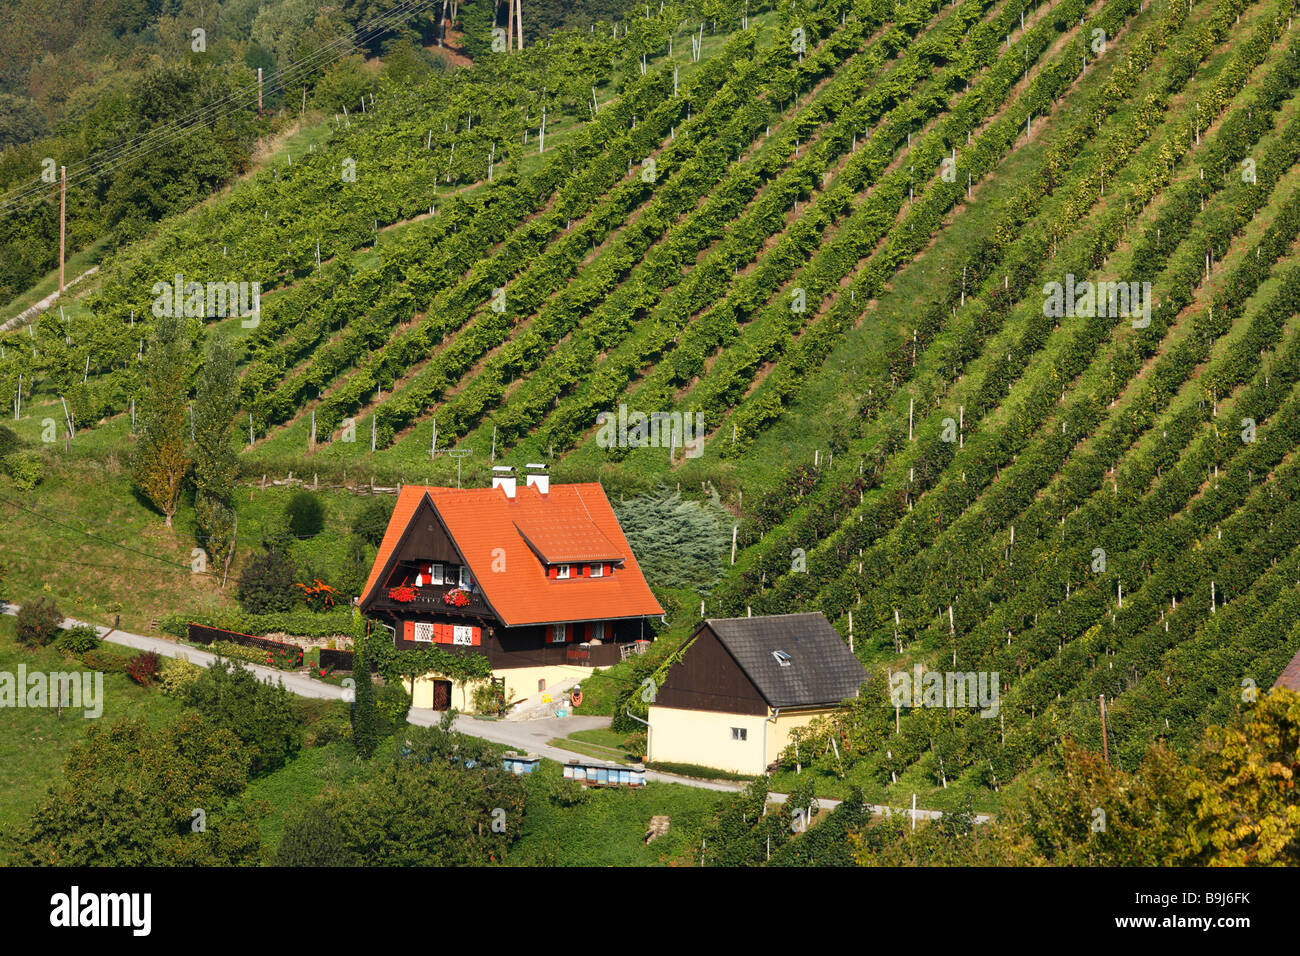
top-left (4, 0), bottom-right (1300, 808)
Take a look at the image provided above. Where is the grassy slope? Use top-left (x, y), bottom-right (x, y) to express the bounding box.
top-left (0, 616), bottom-right (182, 855)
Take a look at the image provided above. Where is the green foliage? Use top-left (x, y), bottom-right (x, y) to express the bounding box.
top-left (375, 679), bottom-right (412, 735)
top-left (696, 776), bottom-right (784, 866)
top-left (285, 490), bottom-right (326, 539)
top-left (472, 681), bottom-right (507, 716)
top-left (55, 625), bottom-right (100, 654)
top-left (80, 648), bottom-right (132, 674)
top-left (336, 535), bottom-right (372, 601)
top-left (351, 499), bottom-right (394, 546)
top-left (351, 635), bottom-right (379, 759)
top-left (6, 715), bottom-right (261, 866)
top-left (192, 338), bottom-right (240, 576)
top-left (236, 549), bottom-right (300, 613)
top-left (15, 596), bottom-right (62, 647)
top-left (158, 656), bottom-right (205, 698)
top-left (613, 484), bottom-right (732, 593)
top-left (274, 724), bottom-right (525, 865)
top-left (161, 606), bottom-right (363, 641)
top-left (131, 311), bottom-right (190, 527)
top-left (182, 658), bottom-right (304, 775)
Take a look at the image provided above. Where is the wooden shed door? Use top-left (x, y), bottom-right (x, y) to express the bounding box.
top-left (431, 680), bottom-right (452, 711)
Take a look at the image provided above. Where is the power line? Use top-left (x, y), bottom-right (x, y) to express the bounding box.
top-left (0, 492), bottom-right (193, 571)
top-left (0, 0), bottom-right (438, 217)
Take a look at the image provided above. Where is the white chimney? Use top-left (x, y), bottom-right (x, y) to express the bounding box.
top-left (492, 465), bottom-right (516, 498)
top-left (524, 463), bottom-right (548, 494)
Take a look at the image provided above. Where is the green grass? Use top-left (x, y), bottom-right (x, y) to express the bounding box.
top-left (0, 616), bottom-right (184, 857)
top-left (0, 455), bottom-right (384, 634)
top-left (242, 741), bottom-right (369, 857)
top-left (547, 727), bottom-right (638, 763)
top-left (645, 761), bottom-right (755, 783)
top-left (508, 760), bottom-right (725, 866)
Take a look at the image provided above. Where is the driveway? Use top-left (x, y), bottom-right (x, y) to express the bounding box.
top-left (1, 604), bottom-right (984, 820)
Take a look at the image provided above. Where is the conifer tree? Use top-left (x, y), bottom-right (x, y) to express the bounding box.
top-left (351, 633), bottom-right (379, 759)
top-left (192, 338), bottom-right (239, 582)
top-left (132, 312), bottom-right (190, 528)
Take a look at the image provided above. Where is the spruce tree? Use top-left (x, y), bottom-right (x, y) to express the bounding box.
top-left (132, 312), bottom-right (190, 528)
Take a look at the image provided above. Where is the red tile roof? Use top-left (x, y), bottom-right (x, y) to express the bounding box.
top-left (361, 482), bottom-right (664, 627)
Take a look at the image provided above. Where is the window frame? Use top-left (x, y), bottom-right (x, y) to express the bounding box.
top-left (731, 727), bottom-right (748, 742)
top-left (556, 564), bottom-right (571, 580)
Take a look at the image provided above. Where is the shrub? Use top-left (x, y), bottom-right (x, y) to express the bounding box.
top-left (236, 549), bottom-right (299, 613)
top-left (183, 659), bottom-right (303, 775)
top-left (472, 681), bottom-right (507, 716)
top-left (285, 491), bottom-right (325, 538)
top-left (375, 680), bottom-right (412, 735)
top-left (352, 500), bottom-right (394, 546)
top-left (159, 656), bottom-right (204, 697)
top-left (56, 624), bottom-right (101, 654)
top-left (212, 640), bottom-right (268, 666)
top-left (622, 730), bottom-right (648, 759)
top-left (16, 596), bottom-right (62, 647)
top-left (81, 648), bottom-right (131, 674)
top-left (3, 450), bottom-right (43, 491)
top-left (295, 579), bottom-right (339, 612)
top-left (126, 652), bottom-right (161, 686)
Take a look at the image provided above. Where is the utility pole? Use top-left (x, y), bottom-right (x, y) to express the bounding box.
top-left (58, 165), bottom-right (66, 294)
top-left (257, 67), bottom-right (264, 150)
top-left (1099, 695), bottom-right (1110, 765)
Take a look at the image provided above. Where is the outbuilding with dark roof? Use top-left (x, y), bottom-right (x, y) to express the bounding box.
top-left (647, 612), bottom-right (867, 775)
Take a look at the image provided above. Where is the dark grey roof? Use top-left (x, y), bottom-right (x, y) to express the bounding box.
top-left (705, 613), bottom-right (867, 708)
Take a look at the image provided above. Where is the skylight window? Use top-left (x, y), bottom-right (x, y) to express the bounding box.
top-left (773, 650), bottom-right (792, 667)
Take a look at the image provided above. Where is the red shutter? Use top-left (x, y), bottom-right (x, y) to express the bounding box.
top-left (580, 564), bottom-right (588, 577)
top-left (402, 620), bottom-right (414, 641)
top-left (548, 566), bottom-right (557, 579)
top-left (471, 626), bottom-right (481, 646)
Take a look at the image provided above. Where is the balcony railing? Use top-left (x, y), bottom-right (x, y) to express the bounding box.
top-left (377, 585), bottom-right (490, 616)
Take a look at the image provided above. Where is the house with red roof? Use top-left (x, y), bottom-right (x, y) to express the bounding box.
top-left (359, 464), bottom-right (664, 711)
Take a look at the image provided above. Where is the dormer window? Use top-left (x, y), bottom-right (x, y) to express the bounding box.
top-left (773, 650), bottom-right (792, 667)
top-left (556, 564), bottom-right (571, 580)
top-left (589, 564), bottom-right (604, 578)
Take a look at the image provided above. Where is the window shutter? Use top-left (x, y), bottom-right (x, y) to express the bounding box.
top-left (402, 620), bottom-right (414, 641)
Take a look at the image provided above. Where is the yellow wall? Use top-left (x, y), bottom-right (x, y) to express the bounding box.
top-left (405, 664), bottom-right (594, 713)
top-left (647, 705), bottom-right (837, 775)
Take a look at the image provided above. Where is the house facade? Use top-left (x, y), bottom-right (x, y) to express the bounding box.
top-left (359, 465), bottom-right (663, 711)
top-left (647, 613), bottom-right (867, 775)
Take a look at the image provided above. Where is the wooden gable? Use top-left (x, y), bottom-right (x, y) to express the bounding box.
top-left (654, 626), bottom-right (768, 716)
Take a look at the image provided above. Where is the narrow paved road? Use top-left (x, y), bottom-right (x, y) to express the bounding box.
top-left (1, 604), bottom-right (986, 822)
